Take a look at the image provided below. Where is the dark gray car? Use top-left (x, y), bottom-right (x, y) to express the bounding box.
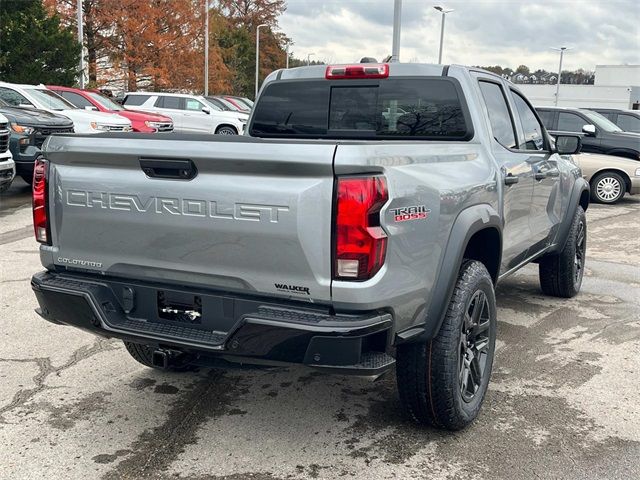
top-left (30, 63), bottom-right (589, 430)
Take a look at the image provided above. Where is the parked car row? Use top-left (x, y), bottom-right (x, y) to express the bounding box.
top-left (534, 106), bottom-right (640, 204)
top-left (0, 80), bottom-right (254, 192)
top-left (122, 92), bottom-right (248, 135)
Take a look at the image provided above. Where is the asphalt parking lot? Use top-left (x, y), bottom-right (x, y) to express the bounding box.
top-left (1, 177), bottom-right (639, 480)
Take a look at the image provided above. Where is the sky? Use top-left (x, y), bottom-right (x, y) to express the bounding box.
top-left (279, 0), bottom-right (640, 72)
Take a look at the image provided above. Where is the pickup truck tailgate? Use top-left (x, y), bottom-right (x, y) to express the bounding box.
top-left (43, 135), bottom-right (336, 302)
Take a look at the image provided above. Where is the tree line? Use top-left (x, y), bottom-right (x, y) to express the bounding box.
top-left (478, 65), bottom-right (595, 85)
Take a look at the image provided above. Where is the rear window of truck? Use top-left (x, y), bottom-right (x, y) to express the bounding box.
top-left (250, 78), bottom-right (473, 140)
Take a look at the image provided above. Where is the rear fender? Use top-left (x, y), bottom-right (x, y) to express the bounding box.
top-left (396, 204), bottom-right (502, 343)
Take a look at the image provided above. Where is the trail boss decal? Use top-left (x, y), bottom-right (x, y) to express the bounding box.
top-left (390, 205), bottom-right (430, 223)
top-left (274, 283), bottom-right (310, 295)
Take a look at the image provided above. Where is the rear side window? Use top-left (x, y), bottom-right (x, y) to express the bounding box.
top-left (617, 114), bottom-right (640, 133)
top-left (123, 94), bottom-right (150, 106)
top-left (478, 81), bottom-right (516, 149)
top-left (251, 78), bottom-right (472, 140)
top-left (537, 110), bottom-right (555, 129)
top-left (155, 96), bottom-right (182, 109)
top-left (557, 112), bottom-right (586, 132)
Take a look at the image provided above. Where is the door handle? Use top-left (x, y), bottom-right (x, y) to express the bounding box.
top-left (139, 158), bottom-right (197, 180)
top-left (504, 173), bottom-right (519, 185)
top-left (534, 172), bottom-right (547, 181)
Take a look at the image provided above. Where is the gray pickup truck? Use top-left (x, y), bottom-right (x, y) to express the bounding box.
top-left (31, 63), bottom-right (589, 430)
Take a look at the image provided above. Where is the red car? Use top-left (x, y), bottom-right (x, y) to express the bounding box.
top-left (47, 86), bottom-right (174, 133)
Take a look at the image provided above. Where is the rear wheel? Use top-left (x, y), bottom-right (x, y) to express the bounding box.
top-left (590, 172), bottom-right (625, 204)
top-left (539, 206), bottom-right (586, 298)
top-left (396, 260), bottom-right (497, 430)
top-left (123, 341), bottom-right (194, 371)
top-left (215, 125), bottom-right (237, 135)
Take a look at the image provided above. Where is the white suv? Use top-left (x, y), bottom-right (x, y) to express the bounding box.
top-left (0, 113), bottom-right (15, 192)
top-left (122, 92), bottom-right (246, 135)
top-left (0, 82), bottom-right (132, 134)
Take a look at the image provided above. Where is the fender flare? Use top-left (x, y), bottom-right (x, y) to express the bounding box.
top-left (397, 204), bottom-right (502, 343)
top-left (550, 177), bottom-right (589, 253)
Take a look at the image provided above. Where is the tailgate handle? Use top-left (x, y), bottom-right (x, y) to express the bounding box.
top-left (139, 158), bottom-right (197, 180)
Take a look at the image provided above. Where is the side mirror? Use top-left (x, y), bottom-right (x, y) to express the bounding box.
top-left (84, 105), bottom-right (98, 111)
top-left (582, 124), bottom-right (596, 136)
top-left (555, 134), bottom-right (582, 155)
top-left (18, 103), bottom-right (35, 109)
top-left (202, 106), bottom-right (211, 115)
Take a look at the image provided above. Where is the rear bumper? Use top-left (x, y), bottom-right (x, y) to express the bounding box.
top-left (31, 271), bottom-right (395, 375)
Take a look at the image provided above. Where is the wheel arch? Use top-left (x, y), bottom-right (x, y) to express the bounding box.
top-left (551, 177), bottom-right (589, 254)
top-left (590, 168), bottom-right (632, 194)
top-left (215, 123), bottom-right (238, 134)
top-left (398, 204), bottom-right (502, 343)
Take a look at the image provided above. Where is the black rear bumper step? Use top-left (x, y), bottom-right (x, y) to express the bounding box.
top-left (31, 271), bottom-right (395, 375)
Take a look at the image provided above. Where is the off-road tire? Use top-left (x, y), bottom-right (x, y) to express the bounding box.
top-left (396, 260), bottom-right (497, 430)
top-left (123, 341), bottom-right (193, 371)
top-left (539, 206), bottom-right (586, 298)
top-left (590, 172), bottom-right (625, 204)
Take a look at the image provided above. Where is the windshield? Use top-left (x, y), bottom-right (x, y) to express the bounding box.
top-left (28, 89), bottom-right (75, 110)
top-left (582, 110), bottom-right (623, 133)
top-left (87, 91), bottom-right (123, 111)
top-left (202, 98), bottom-right (223, 111)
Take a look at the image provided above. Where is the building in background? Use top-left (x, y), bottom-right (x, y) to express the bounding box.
top-left (518, 65), bottom-right (640, 109)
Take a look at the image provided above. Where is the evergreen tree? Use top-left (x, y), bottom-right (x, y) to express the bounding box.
top-left (0, 0), bottom-right (81, 85)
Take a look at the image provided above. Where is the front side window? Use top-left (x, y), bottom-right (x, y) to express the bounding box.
top-left (511, 91), bottom-right (545, 150)
top-left (478, 81), bottom-right (516, 149)
top-left (251, 78), bottom-right (471, 139)
top-left (185, 99), bottom-right (204, 111)
top-left (557, 112), bottom-right (587, 132)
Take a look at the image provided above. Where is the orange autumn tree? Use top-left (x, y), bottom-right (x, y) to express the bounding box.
top-left (47, 0), bottom-right (232, 93)
top-left (104, 0), bottom-right (231, 92)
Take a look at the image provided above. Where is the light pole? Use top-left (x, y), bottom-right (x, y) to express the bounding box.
top-left (204, 0), bottom-right (209, 96)
top-left (255, 23), bottom-right (268, 99)
top-left (285, 43), bottom-right (290, 69)
top-left (77, 0), bottom-right (84, 88)
top-left (434, 6), bottom-right (454, 64)
top-left (391, 0), bottom-right (402, 62)
top-left (552, 46), bottom-right (572, 106)
top-left (307, 53), bottom-right (315, 66)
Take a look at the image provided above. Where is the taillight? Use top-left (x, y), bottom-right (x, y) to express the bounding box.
top-left (32, 157), bottom-right (50, 244)
top-left (325, 64), bottom-right (389, 80)
top-left (334, 175), bottom-right (388, 280)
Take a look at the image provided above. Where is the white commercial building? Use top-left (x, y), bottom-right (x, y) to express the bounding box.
top-left (518, 65), bottom-right (640, 109)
